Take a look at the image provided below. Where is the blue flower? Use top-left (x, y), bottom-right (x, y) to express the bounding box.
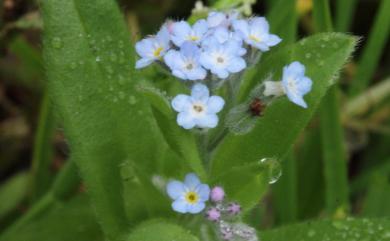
top-left (166, 173), bottom-right (210, 214)
top-left (164, 42), bottom-right (207, 81)
top-left (170, 20), bottom-right (208, 47)
top-left (200, 39), bottom-right (247, 79)
top-left (135, 27), bottom-right (170, 69)
top-left (171, 84), bottom-right (225, 129)
top-left (233, 17), bottom-right (281, 51)
top-left (281, 61), bottom-right (313, 108)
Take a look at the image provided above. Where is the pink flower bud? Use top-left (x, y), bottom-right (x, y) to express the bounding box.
top-left (210, 186), bottom-right (225, 202)
top-left (206, 208), bottom-right (221, 222)
top-left (227, 202), bottom-right (241, 215)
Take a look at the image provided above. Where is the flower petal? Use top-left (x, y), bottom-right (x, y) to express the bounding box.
top-left (191, 83), bottom-right (210, 101)
top-left (171, 21), bottom-right (192, 46)
top-left (266, 34), bottom-right (282, 46)
top-left (177, 112), bottom-right (196, 129)
top-left (171, 94), bottom-right (191, 112)
top-left (186, 67), bottom-right (207, 80)
top-left (135, 38), bottom-right (155, 58)
top-left (207, 96), bottom-right (225, 113)
top-left (193, 19), bottom-right (208, 37)
top-left (297, 76), bottom-right (313, 95)
top-left (227, 57), bottom-right (246, 73)
top-left (135, 58), bottom-right (153, 69)
top-left (166, 181), bottom-right (185, 200)
top-left (184, 173), bottom-right (201, 189)
top-left (195, 114), bottom-right (218, 128)
top-left (172, 199), bottom-right (188, 213)
top-left (196, 184), bottom-right (210, 201)
top-left (232, 19), bottom-right (249, 37)
top-left (187, 202), bottom-right (206, 214)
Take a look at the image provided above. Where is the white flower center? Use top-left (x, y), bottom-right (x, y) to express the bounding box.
top-left (191, 102), bottom-right (206, 116)
top-left (287, 77), bottom-right (298, 94)
top-left (249, 34), bottom-right (261, 43)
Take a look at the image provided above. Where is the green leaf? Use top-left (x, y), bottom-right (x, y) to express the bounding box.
top-left (41, 0), bottom-right (161, 239)
top-left (126, 220), bottom-right (199, 241)
top-left (0, 172), bottom-right (28, 219)
top-left (0, 195), bottom-right (103, 241)
top-left (213, 33), bottom-right (356, 172)
top-left (262, 218), bottom-right (390, 241)
top-left (210, 33), bottom-right (356, 206)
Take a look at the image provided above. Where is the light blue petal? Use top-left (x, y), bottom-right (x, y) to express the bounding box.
top-left (193, 19), bottom-right (208, 37)
top-left (287, 61), bottom-right (305, 77)
top-left (297, 76), bottom-right (313, 95)
top-left (167, 180), bottom-right (185, 199)
top-left (191, 84), bottom-right (210, 101)
top-left (186, 67), bottom-right (207, 80)
top-left (177, 112), bottom-right (196, 129)
top-left (199, 52), bottom-right (214, 69)
top-left (172, 199), bottom-right (188, 213)
top-left (286, 92), bottom-right (308, 108)
top-left (172, 69), bottom-right (187, 80)
top-left (252, 41), bottom-right (270, 51)
top-left (250, 17), bottom-right (269, 35)
top-left (164, 50), bottom-right (181, 69)
top-left (227, 57), bottom-right (246, 73)
top-left (213, 27), bottom-right (230, 43)
top-left (195, 114), bottom-right (218, 128)
top-left (171, 94), bottom-right (191, 112)
top-left (135, 58), bottom-right (153, 69)
top-left (232, 19), bottom-right (249, 37)
top-left (156, 26), bottom-right (171, 48)
top-left (184, 173), bottom-right (201, 189)
top-left (196, 184), bottom-right (210, 201)
top-left (171, 21), bottom-right (192, 46)
top-left (207, 96), bottom-right (225, 113)
top-left (214, 69), bottom-right (229, 79)
top-left (135, 38), bottom-right (154, 58)
top-left (180, 42), bottom-right (201, 59)
top-left (187, 202), bottom-right (205, 214)
top-left (207, 12), bottom-right (226, 28)
top-left (266, 34), bottom-right (282, 46)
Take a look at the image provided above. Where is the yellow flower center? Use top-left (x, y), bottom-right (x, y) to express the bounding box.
top-left (153, 47), bottom-right (164, 58)
top-left (185, 191), bottom-right (199, 204)
top-left (188, 36), bottom-right (199, 41)
top-left (249, 35), bottom-right (261, 43)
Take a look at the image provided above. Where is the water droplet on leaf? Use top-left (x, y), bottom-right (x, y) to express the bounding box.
top-left (259, 158), bottom-right (282, 184)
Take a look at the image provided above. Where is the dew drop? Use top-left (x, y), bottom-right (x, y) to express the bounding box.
top-left (113, 97), bottom-right (118, 102)
top-left (259, 158), bottom-right (282, 184)
top-left (96, 56), bottom-right (101, 62)
top-left (118, 91), bottom-right (125, 100)
top-left (305, 53), bottom-right (312, 59)
top-left (52, 37), bottom-right (63, 49)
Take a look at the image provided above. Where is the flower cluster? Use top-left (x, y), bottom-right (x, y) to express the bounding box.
top-left (166, 175), bottom-right (258, 241)
top-left (135, 11), bottom-right (281, 81)
top-left (135, 11), bottom-right (312, 131)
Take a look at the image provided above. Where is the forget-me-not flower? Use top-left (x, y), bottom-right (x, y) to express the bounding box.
top-left (171, 83), bottom-right (225, 129)
top-left (201, 27), bottom-right (246, 56)
top-left (233, 17), bottom-right (281, 51)
top-left (166, 173), bottom-right (210, 214)
top-left (164, 42), bottom-right (207, 80)
top-left (200, 39), bottom-right (247, 79)
top-left (170, 20), bottom-right (208, 47)
top-left (281, 61), bottom-right (312, 108)
top-left (135, 27), bottom-right (170, 69)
